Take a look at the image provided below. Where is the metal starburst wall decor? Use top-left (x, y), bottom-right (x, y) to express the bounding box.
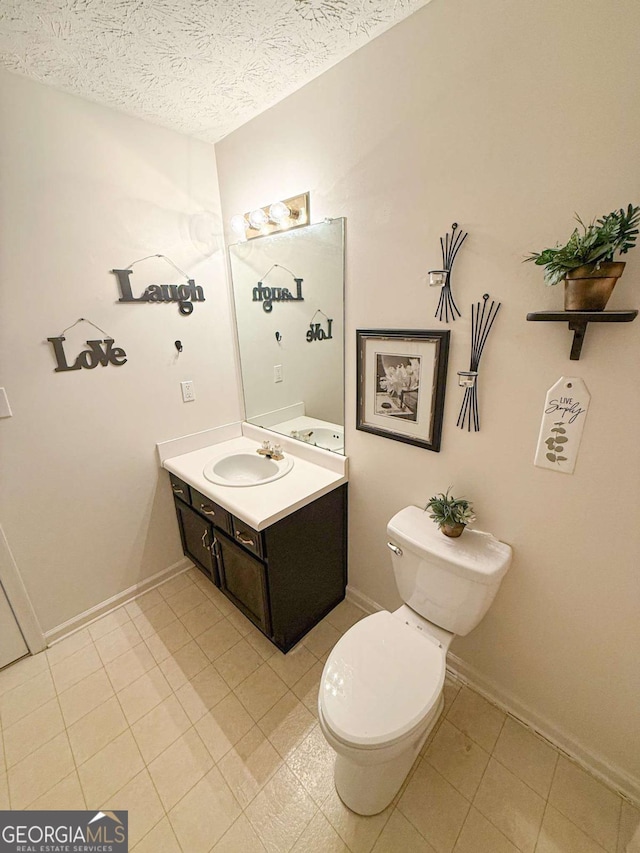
top-left (428, 222), bottom-right (468, 322)
top-left (457, 293), bottom-right (501, 432)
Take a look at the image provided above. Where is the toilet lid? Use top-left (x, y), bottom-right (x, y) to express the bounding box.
top-left (319, 611), bottom-right (445, 748)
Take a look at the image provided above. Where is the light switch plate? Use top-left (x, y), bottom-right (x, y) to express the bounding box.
top-left (0, 388), bottom-right (12, 418)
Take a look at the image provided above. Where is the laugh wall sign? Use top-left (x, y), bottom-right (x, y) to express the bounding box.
top-left (534, 377), bottom-right (590, 474)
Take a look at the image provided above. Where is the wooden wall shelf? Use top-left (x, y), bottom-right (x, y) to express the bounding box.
top-left (526, 310), bottom-right (638, 360)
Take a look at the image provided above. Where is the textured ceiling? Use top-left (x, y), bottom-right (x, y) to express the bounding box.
top-left (0, 0), bottom-right (430, 142)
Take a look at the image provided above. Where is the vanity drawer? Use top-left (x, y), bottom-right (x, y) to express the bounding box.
top-left (231, 517), bottom-right (264, 559)
top-left (190, 488), bottom-right (231, 534)
top-left (169, 473), bottom-right (190, 503)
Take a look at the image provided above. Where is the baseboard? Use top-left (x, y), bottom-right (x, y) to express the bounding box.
top-left (346, 585), bottom-right (640, 807)
top-left (45, 557), bottom-right (191, 645)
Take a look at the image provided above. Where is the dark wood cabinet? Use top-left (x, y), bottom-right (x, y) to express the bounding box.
top-left (169, 471), bottom-right (347, 652)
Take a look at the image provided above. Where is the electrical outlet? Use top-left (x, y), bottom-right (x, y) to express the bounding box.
top-left (274, 364), bottom-right (283, 383)
top-left (181, 380), bottom-right (195, 402)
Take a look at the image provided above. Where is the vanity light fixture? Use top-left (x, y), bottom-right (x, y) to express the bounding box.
top-left (230, 192), bottom-right (310, 241)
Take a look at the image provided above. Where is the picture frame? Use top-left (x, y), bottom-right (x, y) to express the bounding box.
top-left (356, 329), bottom-right (450, 452)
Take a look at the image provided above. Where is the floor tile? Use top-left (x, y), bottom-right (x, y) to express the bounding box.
top-left (68, 695), bottom-right (128, 764)
top-left (105, 643), bottom-right (157, 692)
top-left (219, 725), bottom-right (283, 808)
top-left (536, 803), bottom-right (610, 853)
top-left (148, 727), bottom-right (213, 810)
top-left (133, 816), bottom-right (182, 853)
top-left (124, 587), bottom-right (165, 620)
top-left (258, 692), bottom-right (316, 759)
top-left (236, 662), bottom-right (289, 721)
top-left (108, 768), bottom-right (165, 848)
top-left (78, 730), bottom-right (145, 807)
top-left (0, 774), bottom-right (7, 809)
top-left (133, 601), bottom-right (179, 639)
top-left (226, 608), bottom-right (255, 637)
top-left (51, 643), bottom-right (103, 693)
top-left (200, 583), bottom-right (236, 616)
top-left (302, 620), bottom-right (341, 658)
top-left (25, 771), bottom-right (86, 811)
top-left (291, 659), bottom-right (324, 716)
top-left (3, 697), bottom-right (65, 768)
top-left (398, 760), bottom-right (470, 853)
top-left (145, 620), bottom-right (193, 663)
top-left (424, 718), bottom-right (490, 800)
top-left (169, 765), bottom-right (241, 852)
top-left (245, 764), bottom-right (317, 853)
top-left (94, 621), bottom-right (142, 664)
top-left (197, 618), bottom-right (243, 661)
top-left (58, 667), bottom-right (115, 726)
top-left (165, 582), bottom-right (209, 617)
top-left (619, 800), bottom-right (640, 853)
top-left (216, 638), bottom-right (264, 689)
top-left (8, 731), bottom-right (75, 808)
top-left (446, 686), bottom-right (506, 753)
top-left (473, 757), bottom-right (545, 853)
top-left (157, 571), bottom-right (194, 600)
top-left (373, 809), bottom-right (437, 853)
top-left (453, 806), bottom-right (519, 852)
top-left (179, 599), bottom-right (224, 639)
top-left (0, 651), bottom-right (49, 697)
top-left (493, 717), bottom-right (558, 798)
top-left (321, 785), bottom-right (392, 853)
top-left (267, 644), bottom-right (317, 687)
top-left (87, 608), bottom-right (132, 640)
top-left (292, 809), bottom-right (349, 852)
top-left (325, 599), bottom-right (366, 634)
top-left (442, 677), bottom-right (462, 714)
top-left (176, 663), bottom-right (230, 722)
top-left (245, 627), bottom-right (278, 661)
top-left (158, 640), bottom-right (210, 690)
top-left (287, 724), bottom-right (336, 806)
top-left (118, 666), bottom-right (173, 724)
top-left (0, 669), bottom-right (56, 728)
top-left (46, 628), bottom-right (92, 667)
top-left (548, 757), bottom-right (621, 853)
top-left (131, 694), bottom-right (191, 763)
top-left (212, 813), bottom-right (267, 852)
top-left (195, 693), bottom-right (255, 762)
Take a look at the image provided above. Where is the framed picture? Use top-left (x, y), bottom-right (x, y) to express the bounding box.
top-left (356, 329), bottom-right (450, 452)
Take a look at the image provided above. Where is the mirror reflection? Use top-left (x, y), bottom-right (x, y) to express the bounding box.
top-left (229, 219), bottom-right (345, 453)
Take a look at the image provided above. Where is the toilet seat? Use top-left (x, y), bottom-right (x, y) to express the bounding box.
top-left (319, 611), bottom-right (446, 749)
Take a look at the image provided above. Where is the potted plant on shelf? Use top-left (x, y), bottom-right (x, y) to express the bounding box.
top-left (425, 488), bottom-right (476, 538)
top-left (525, 203), bottom-right (640, 310)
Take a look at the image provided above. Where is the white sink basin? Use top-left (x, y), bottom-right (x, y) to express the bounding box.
top-left (203, 452), bottom-right (294, 487)
top-left (293, 427), bottom-right (344, 452)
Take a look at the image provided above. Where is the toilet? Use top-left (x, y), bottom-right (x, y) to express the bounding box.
top-left (318, 505), bottom-right (512, 815)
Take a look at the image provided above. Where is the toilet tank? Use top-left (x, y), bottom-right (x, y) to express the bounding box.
top-left (387, 506), bottom-right (512, 636)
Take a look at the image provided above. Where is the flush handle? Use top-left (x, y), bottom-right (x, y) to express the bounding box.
top-left (386, 542), bottom-right (403, 557)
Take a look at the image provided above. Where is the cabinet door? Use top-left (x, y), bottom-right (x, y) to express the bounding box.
top-left (174, 499), bottom-right (220, 585)
top-left (216, 532), bottom-right (270, 635)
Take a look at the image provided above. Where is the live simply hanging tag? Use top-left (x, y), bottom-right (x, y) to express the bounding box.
top-left (534, 377), bottom-right (590, 474)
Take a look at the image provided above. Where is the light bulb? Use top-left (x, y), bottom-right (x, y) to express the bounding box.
top-left (248, 208), bottom-right (268, 230)
top-left (230, 214), bottom-right (248, 235)
top-left (268, 201), bottom-right (290, 223)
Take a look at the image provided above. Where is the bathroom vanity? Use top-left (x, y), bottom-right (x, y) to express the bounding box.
top-left (163, 434), bottom-right (348, 652)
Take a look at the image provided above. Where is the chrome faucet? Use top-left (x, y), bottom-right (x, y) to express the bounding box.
top-left (257, 441), bottom-right (285, 461)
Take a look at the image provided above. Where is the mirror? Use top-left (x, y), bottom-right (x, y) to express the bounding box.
top-left (229, 219), bottom-right (345, 453)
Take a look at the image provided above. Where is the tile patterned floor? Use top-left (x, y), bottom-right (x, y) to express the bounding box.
top-left (0, 567), bottom-right (638, 853)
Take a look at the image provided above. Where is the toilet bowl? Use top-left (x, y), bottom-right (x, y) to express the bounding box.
top-left (318, 608), bottom-right (451, 815)
top-left (318, 505), bottom-right (512, 815)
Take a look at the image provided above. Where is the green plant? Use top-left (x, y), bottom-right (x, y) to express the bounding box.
top-left (525, 203), bottom-right (640, 286)
top-left (425, 488), bottom-right (476, 529)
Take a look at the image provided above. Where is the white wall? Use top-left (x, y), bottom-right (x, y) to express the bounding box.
top-left (0, 71), bottom-right (242, 633)
top-left (215, 0), bottom-right (640, 796)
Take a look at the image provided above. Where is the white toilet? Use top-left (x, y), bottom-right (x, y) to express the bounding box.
top-left (318, 505), bottom-right (512, 815)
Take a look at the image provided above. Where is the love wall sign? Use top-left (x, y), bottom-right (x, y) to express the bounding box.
top-left (48, 336), bottom-right (127, 372)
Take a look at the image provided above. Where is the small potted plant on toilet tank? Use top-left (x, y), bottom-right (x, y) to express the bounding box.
top-left (426, 488), bottom-right (475, 538)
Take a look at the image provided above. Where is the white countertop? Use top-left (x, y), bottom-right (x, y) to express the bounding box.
top-left (162, 434), bottom-right (348, 531)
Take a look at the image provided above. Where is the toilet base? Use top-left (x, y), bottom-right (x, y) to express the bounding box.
top-left (330, 694), bottom-right (444, 816)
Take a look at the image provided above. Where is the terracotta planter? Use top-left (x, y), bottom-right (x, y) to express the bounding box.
top-left (441, 522), bottom-right (465, 538)
top-left (563, 261), bottom-right (625, 311)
